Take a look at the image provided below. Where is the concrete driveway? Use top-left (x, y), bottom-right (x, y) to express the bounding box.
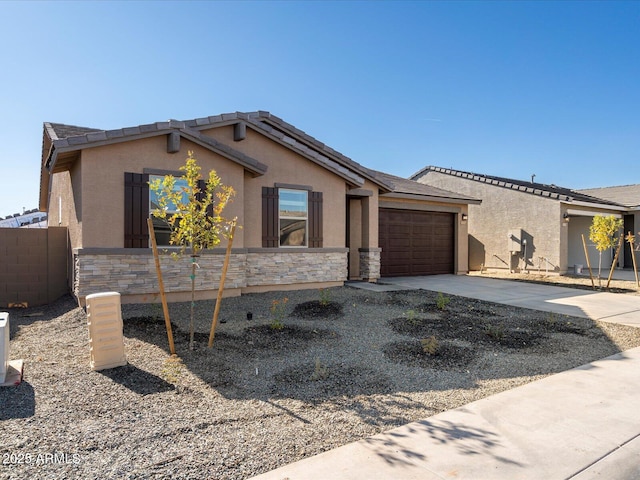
top-left (377, 274), bottom-right (640, 327)
top-left (251, 275), bottom-right (640, 480)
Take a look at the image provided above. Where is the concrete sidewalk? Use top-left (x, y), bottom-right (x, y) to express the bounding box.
top-left (251, 348), bottom-right (640, 480)
top-left (250, 276), bottom-right (640, 480)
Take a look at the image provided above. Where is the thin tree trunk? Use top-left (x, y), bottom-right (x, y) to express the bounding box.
top-left (190, 251), bottom-right (197, 350)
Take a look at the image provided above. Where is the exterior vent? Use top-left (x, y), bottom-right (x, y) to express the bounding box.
top-left (167, 132), bottom-right (180, 153)
top-left (86, 292), bottom-right (127, 371)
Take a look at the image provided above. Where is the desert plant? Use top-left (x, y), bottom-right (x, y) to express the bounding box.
top-left (310, 358), bottom-right (329, 381)
top-left (420, 336), bottom-right (439, 355)
top-left (589, 215), bottom-right (623, 286)
top-left (405, 309), bottom-right (418, 325)
top-left (484, 323), bottom-right (505, 341)
top-left (545, 312), bottom-right (557, 327)
top-left (161, 355), bottom-right (184, 385)
top-left (436, 292), bottom-right (450, 310)
top-left (270, 298), bottom-right (288, 330)
top-left (319, 288), bottom-right (331, 306)
top-left (149, 151), bottom-right (236, 350)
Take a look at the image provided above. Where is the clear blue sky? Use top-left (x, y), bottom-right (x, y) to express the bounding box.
top-left (1, 0), bottom-right (638, 217)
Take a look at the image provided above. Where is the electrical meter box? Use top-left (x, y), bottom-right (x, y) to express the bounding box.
top-left (86, 292), bottom-right (127, 371)
top-left (508, 228), bottom-right (523, 253)
top-left (0, 312), bottom-right (9, 383)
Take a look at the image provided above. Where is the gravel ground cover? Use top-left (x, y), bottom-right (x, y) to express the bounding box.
top-left (2, 284), bottom-right (640, 480)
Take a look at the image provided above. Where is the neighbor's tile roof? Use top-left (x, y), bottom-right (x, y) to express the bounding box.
top-left (577, 185), bottom-right (640, 208)
top-left (412, 166), bottom-right (625, 207)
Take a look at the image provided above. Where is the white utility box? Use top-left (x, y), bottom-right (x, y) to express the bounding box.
top-left (0, 312), bottom-right (9, 383)
top-left (86, 292), bottom-right (127, 371)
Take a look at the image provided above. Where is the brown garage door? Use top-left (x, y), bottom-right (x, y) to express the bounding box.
top-left (379, 209), bottom-right (454, 276)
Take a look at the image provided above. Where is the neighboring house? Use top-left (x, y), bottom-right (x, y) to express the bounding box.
top-left (39, 112), bottom-right (479, 305)
top-left (0, 209), bottom-right (48, 228)
top-left (577, 184), bottom-right (640, 269)
top-left (412, 166), bottom-right (632, 274)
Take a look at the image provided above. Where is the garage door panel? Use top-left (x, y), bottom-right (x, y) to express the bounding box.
top-left (379, 208), bottom-right (454, 277)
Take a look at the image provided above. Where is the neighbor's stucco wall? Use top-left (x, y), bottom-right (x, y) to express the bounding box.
top-left (566, 209), bottom-right (626, 273)
top-left (416, 172), bottom-right (563, 272)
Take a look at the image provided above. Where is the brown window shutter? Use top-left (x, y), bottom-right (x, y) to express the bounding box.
top-left (262, 187), bottom-right (279, 247)
top-left (124, 173), bottom-right (150, 248)
top-left (196, 179), bottom-right (214, 217)
top-left (309, 191), bottom-right (323, 248)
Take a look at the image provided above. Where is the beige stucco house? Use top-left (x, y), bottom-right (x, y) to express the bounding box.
top-left (39, 112), bottom-right (479, 305)
top-left (412, 166), bottom-right (635, 275)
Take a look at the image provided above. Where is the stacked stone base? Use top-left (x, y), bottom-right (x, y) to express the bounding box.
top-left (358, 248), bottom-right (381, 281)
top-left (74, 247), bottom-right (350, 304)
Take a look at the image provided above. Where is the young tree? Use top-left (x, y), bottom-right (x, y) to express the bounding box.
top-left (150, 151), bottom-right (235, 349)
top-left (589, 215), bottom-right (623, 286)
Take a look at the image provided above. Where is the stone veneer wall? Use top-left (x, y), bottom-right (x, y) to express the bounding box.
top-left (245, 249), bottom-right (348, 286)
top-left (74, 248), bottom-right (348, 300)
top-left (358, 248), bottom-right (381, 281)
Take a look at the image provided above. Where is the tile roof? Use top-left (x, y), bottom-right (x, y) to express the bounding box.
top-left (42, 112), bottom-right (373, 187)
top-left (183, 111), bottom-right (391, 190)
top-left (577, 185), bottom-right (640, 208)
top-left (43, 120), bottom-right (268, 177)
top-left (412, 166), bottom-right (625, 208)
top-left (46, 123), bottom-right (102, 140)
top-left (367, 169), bottom-right (481, 203)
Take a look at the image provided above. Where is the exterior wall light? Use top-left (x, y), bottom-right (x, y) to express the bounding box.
top-left (461, 213), bottom-right (468, 221)
top-left (563, 213), bottom-right (570, 222)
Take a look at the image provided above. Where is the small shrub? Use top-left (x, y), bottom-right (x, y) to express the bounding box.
top-left (406, 309), bottom-right (418, 325)
top-left (436, 292), bottom-right (450, 310)
top-left (420, 336), bottom-right (439, 355)
top-left (270, 298), bottom-right (288, 330)
top-left (319, 288), bottom-right (331, 306)
top-left (485, 323), bottom-right (505, 341)
top-left (544, 312), bottom-right (557, 328)
top-left (161, 355), bottom-right (184, 384)
top-left (310, 358), bottom-right (329, 381)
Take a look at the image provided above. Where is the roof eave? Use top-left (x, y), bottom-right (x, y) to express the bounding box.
top-left (561, 199), bottom-right (629, 212)
top-left (380, 192), bottom-right (482, 205)
top-left (45, 126), bottom-right (268, 177)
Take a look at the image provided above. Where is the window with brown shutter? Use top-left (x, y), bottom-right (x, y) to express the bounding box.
top-left (262, 187), bottom-right (323, 248)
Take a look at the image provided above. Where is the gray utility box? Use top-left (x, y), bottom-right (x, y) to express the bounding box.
top-left (508, 228), bottom-right (523, 253)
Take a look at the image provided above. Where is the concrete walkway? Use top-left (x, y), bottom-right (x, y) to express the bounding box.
top-left (250, 275), bottom-right (640, 480)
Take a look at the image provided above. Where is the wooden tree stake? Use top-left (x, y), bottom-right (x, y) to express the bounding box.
top-left (208, 220), bottom-right (237, 348)
top-left (606, 234), bottom-right (624, 289)
top-left (581, 234), bottom-right (595, 290)
top-left (626, 232), bottom-right (639, 287)
top-left (147, 218), bottom-right (176, 355)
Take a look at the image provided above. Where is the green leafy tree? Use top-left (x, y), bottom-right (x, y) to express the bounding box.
top-left (589, 215), bottom-right (623, 285)
top-left (150, 151), bottom-right (235, 349)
